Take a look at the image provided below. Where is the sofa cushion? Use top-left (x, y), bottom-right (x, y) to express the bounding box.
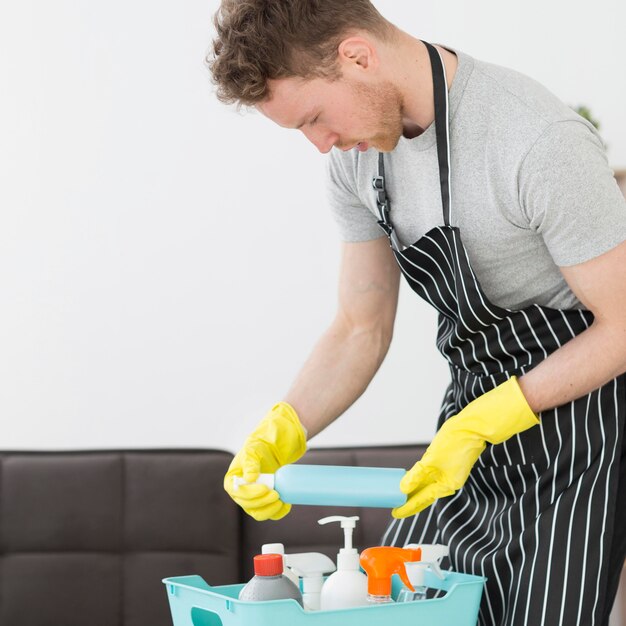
top-left (2, 454), bottom-right (122, 552)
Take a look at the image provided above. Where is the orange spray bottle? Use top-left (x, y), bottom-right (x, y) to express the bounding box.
top-left (359, 546), bottom-right (422, 604)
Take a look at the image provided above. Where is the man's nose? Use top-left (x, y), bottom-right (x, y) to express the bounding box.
top-left (301, 127), bottom-right (339, 154)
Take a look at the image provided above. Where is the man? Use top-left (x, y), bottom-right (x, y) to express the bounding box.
top-left (208, 1), bottom-right (626, 624)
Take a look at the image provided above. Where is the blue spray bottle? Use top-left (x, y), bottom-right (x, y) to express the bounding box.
top-left (233, 464), bottom-right (407, 508)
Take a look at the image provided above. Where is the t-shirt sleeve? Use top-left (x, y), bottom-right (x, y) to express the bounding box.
top-left (326, 149), bottom-right (384, 242)
top-left (518, 119), bottom-right (626, 267)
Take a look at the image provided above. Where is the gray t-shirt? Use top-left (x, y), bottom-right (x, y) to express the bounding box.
top-left (327, 46), bottom-right (626, 310)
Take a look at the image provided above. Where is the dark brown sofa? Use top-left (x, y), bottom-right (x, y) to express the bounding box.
top-left (0, 444), bottom-right (425, 626)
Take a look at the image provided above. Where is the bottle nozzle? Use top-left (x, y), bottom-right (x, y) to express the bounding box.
top-left (232, 474), bottom-right (275, 491)
top-left (403, 543), bottom-right (449, 586)
top-left (360, 546), bottom-right (422, 597)
top-left (318, 515), bottom-right (359, 551)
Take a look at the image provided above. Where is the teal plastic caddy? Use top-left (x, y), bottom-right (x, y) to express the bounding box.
top-left (163, 569), bottom-right (486, 626)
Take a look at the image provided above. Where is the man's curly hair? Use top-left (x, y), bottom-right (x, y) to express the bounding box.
top-left (207, 0), bottom-right (392, 107)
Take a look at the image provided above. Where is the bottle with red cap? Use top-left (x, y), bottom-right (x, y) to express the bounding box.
top-left (238, 553), bottom-right (304, 607)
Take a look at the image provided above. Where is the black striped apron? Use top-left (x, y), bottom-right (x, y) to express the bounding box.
top-left (378, 42), bottom-right (626, 626)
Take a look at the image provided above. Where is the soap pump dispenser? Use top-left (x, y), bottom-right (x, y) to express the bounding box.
top-left (318, 515), bottom-right (369, 610)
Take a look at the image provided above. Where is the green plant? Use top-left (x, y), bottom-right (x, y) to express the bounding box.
top-left (572, 105), bottom-right (601, 130)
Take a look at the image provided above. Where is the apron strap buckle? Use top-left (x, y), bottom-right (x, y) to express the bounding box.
top-left (372, 175), bottom-right (385, 192)
top-left (372, 176), bottom-right (388, 207)
top-left (372, 176), bottom-right (390, 219)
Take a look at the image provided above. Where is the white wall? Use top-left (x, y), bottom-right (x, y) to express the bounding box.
top-left (0, 0), bottom-right (624, 452)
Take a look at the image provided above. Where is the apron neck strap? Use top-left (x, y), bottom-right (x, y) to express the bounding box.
top-left (424, 41), bottom-right (453, 227)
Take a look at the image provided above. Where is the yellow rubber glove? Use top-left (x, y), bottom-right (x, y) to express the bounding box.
top-left (224, 401), bottom-right (307, 521)
top-left (392, 376), bottom-right (539, 518)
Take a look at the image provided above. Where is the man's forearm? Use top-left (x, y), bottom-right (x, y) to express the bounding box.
top-left (518, 319), bottom-right (626, 413)
top-left (284, 317), bottom-right (392, 439)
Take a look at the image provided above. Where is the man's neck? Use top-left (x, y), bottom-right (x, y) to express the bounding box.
top-left (391, 34), bottom-right (458, 138)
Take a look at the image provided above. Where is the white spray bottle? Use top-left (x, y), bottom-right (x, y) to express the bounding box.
top-left (399, 544), bottom-right (449, 602)
top-left (318, 515), bottom-right (369, 610)
top-left (285, 552), bottom-right (336, 611)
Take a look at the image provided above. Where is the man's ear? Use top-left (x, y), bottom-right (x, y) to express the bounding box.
top-left (337, 36), bottom-right (379, 74)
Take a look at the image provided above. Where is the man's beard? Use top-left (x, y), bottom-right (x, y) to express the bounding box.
top-left (350, 79), bottom-right (404, 152)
